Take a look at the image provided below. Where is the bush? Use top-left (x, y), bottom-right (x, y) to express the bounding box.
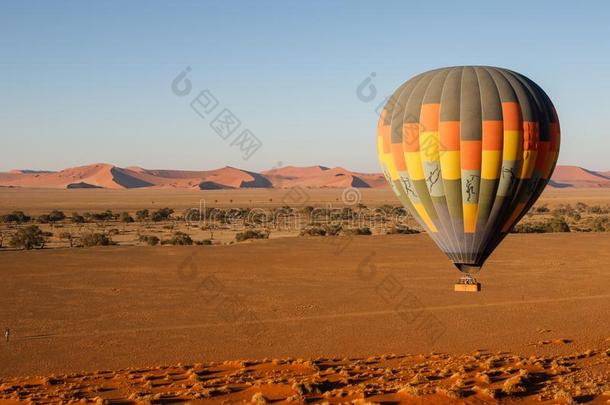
top-left (136, 209), bottom-right (149, 221)
top-left (386, 226), bottom-right (420, 235)
top-left (589, 215), bottom-right (610, 232)
top-left (86, 210), bottom-right (114, 221)
top-left (325, 224), bottom-right (343, 236)
top-left (38, 210), bottom-right (65, 223)
top-left (236, 229), bottom-right (269, 242)
top-left (71, 212), bottom-right (86, 223)
top-left (163, 231), bottom-right (193, 245)
top-left (195, 239), bottom-right (213, 245)
top-left (2, 211), bottom-right (31, 224)
top-left (588, 205), bottom-right (610, 214)
top-left (343, 227), bottom-right (372, 236)
top-left (80, 232), bottom-right (114, 247)
top-left (151, 208), bottom-right (174, 222)
top-left (299, 225), bottom-right (327, 236)
top-left (120, 212), bottom-right (134, 223)
top-left (139, 234), bottom-right (160, 246)
top-left (49, 210), bottom-right (65, 222)
top-left (9, 225), bottom-right (46, 249)
top-left (513, 217), bottom-right (570, 233)
top-left (107, 228), bottom-right (120, 236)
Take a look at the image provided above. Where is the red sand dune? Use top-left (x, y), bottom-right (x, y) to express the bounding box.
top-left (0, 163), bottom-right (607, 190)
top-left (550, 165), bottom-right (610, 188)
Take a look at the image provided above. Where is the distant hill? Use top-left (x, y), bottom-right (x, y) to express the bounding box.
top-left (0, 163), bottom-right (607, 189)
top-left (549, 166), bottom-right (610, 188)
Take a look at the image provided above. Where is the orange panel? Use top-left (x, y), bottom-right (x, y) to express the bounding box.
top-left (403, 123), bottom-right (420, 152)
top-left (420, 104), bottom-right (440, 132)
top-left (461, 140), bottom-right (482, 170)
top-left (523, 121), bottom-right (540, 151)
top-left (482, 121), bottom-right (503, 150)
top-left (502, 102), bottom-right (522, 131)
top-left (439, 121), bottom-right (460, 151)
top-left (391, 143), bottom-right (407, 171)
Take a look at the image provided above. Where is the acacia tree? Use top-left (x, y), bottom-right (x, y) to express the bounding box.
top-left (9, 225), bottom-right (46, 250)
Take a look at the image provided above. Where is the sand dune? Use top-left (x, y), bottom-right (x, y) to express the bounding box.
top-left (0, 163), bottom-right (608, 190)
top-left (551, 165), bottom-right (610, 188)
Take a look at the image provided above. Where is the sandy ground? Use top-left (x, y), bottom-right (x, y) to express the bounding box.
top-left (1, 187), bottom-right (610, 215)
top-left (0, 233), bottom-right (609, 403)
top-left (0, 188), bottom-right (609, 403)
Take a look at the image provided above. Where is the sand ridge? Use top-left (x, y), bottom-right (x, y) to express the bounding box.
top-left (1, 163), bottom-right (607, 190)
top-left (0, 348), bottom-right (608, 404)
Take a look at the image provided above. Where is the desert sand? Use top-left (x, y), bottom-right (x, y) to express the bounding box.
top-left (1, 232), bottom-right (609, 403)
top-left (1, 187), bottom-right (610, 216)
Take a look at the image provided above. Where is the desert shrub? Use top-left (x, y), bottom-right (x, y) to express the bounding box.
top-left (324, 224), bottom-right (343, 236)
top-left (38, 210), bottom-right (65, 224)
top-left (184, 208), bottom-right (203, 222)
top-left (139, 234), bottom-right (160, 246)
top-left (534, 205), bottom-right (549, 213)
top-left (588, 205), bottom-right (610, 214)
top-left (300, 225), bottom-right (327, 236)
top-left (86, 210), bottom-right (114, 221)
top-left (589, 215), bottom-right (610, 232)
top-left (71, 213), bottom-right (86, 223)
top-left (195, 239), bottom-right (213, 245)
top-left (301, 206), bottom-right (315, 216)
top-left (37, 214), bottom-right (50, 223)
top-left (513, 217), bottom-right (570, 233)
top-left (49, 210), bottom-right (65, 222)
top-left (151, 207), bottom-right (174, 222)
top-left (385, 226), bottom-right (420, 235)
top-left (80, 232), bottom-right (114, 247)
top-left (343, 227), bottom-right (372, 236)
top-left (340, 207), bottom-right (354, 220)
top-left (551, 205), bottom-right (576, 218)
top-left (9, 225), bottom-right (46, 249)
top-left (2, 211), bottom-right (31, 224)
top-left (120, 212), bottom-right (134, 223)
top-left (163, 231), bottom-right (193, 245)
top-left (576, 202), bottom-right (588, 212)
top-left (570, 212), bottom-right (582, 221)
top-left (107, 228), bottom-right (120, 236)
top-left (236, 229), bottom-right (269, 242)
top-left (136, 209), bottom-right (149, 221)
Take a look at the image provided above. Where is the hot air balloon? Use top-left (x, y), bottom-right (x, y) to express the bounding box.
top-left (377, 66), bottom-right (560, 292)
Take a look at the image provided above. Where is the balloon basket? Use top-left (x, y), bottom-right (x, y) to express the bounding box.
top-left (454, 275), bottom-right (481, 292)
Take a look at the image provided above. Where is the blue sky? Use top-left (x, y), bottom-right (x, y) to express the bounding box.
top-left (1, 1), bottom-right (609, 172)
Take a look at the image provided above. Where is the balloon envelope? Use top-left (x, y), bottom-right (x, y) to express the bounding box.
top-left (377, 66), bottom-right (560, 273)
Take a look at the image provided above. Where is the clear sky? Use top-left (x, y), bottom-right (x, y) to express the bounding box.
top-left (1, 1), bottom-right (609, 172)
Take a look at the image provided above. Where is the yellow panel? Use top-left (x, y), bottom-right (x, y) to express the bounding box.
top-left (463, 203), bottom-right (478, 233)
top-left (419, 131), bottom-right (440, 161)
top-left (481, 150), bottom-right (502, 179)
top-left (439, 150), bottom-right (461, 180)
top-left (404, 151), bottom-right (424, 180)
top-left (518, 150), bottom-right (538, 179)
top-left (503, 130), bottom-right (522, 161)
top-left (413, 203), bottom-right (437, 232)
top-left (377, 137), bottom-right (399, 181)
